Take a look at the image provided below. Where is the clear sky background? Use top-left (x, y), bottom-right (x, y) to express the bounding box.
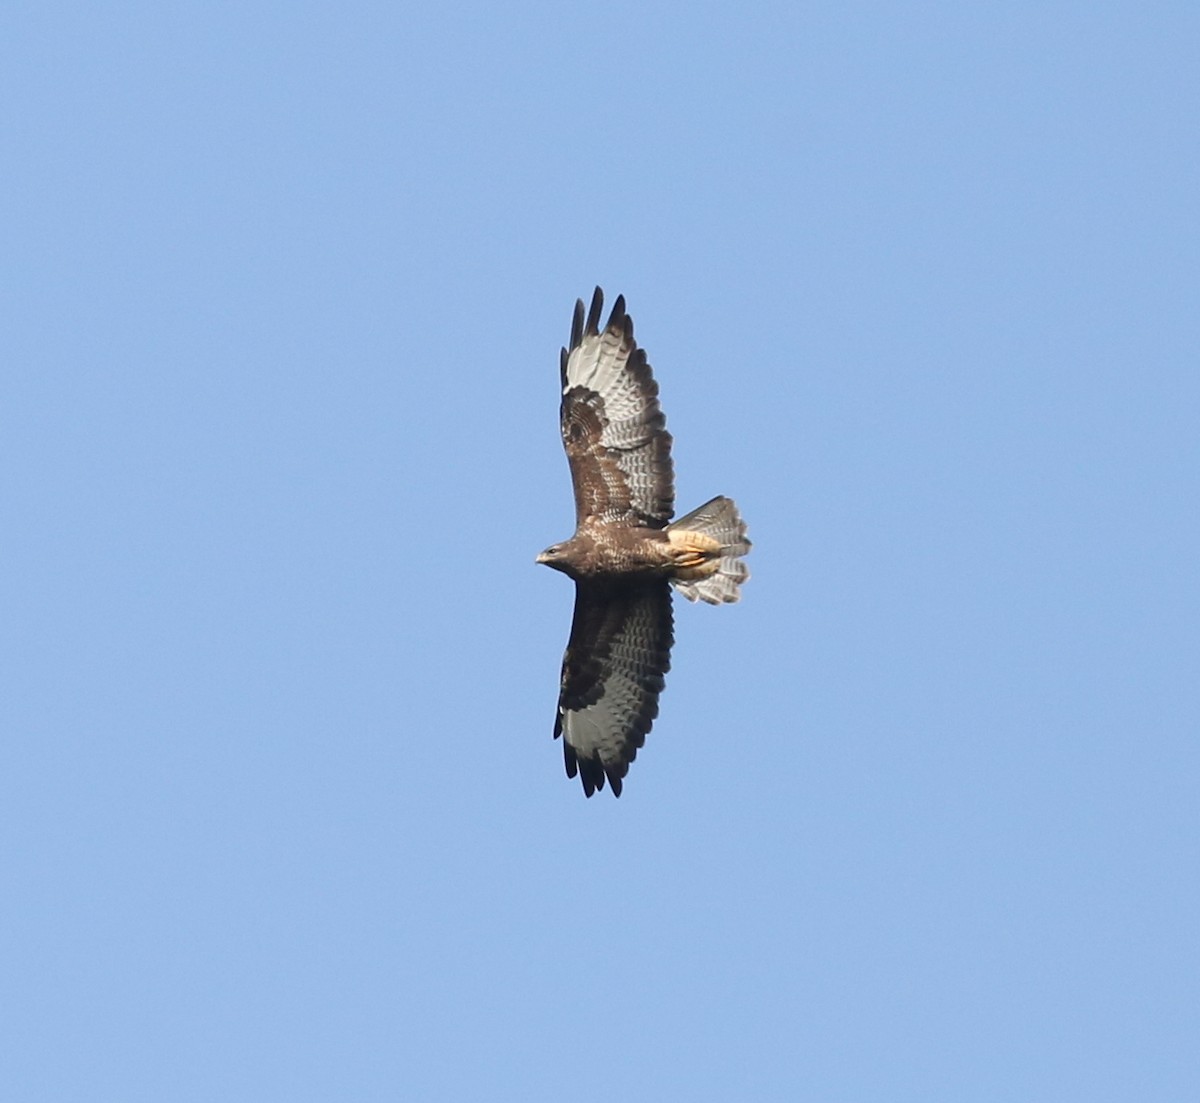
top-left (4, 3), bottom-right (1197, 1100)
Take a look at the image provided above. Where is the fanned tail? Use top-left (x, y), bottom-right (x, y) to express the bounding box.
top-left (667, 496), bottom-right (751, 604)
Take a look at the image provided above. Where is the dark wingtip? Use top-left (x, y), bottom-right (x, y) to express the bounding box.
top-left (574, 752), bottom-right (607, 798)
top-left (570, 297), bottom-right (586, 350)
top-left (604, 293), bottom-right (633, 344)
top-left (584, 286), bottom-right (604, 337)
top-left (609, 294), bottom-right (626, 328)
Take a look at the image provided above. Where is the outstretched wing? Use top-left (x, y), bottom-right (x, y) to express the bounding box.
top-left (559, 287), bottom-right (674, 528)
top-left (554, 580), bottom-right (674, 798)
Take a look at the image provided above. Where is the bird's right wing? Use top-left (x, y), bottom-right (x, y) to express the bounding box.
top-left (554, 579), bottom-right (674, 797)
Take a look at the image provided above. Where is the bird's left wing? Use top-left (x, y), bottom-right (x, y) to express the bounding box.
top-left (560, 287), bottom-right (675, 528)
top-left (554, 579), bottom-right (674, 797)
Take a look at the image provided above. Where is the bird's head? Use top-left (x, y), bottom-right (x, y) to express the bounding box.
top-left (536, 542), bottom-right (572, 574)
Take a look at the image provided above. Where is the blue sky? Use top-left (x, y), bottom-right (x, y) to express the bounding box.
top-left (4, 2), bottom-right (1197, 1100)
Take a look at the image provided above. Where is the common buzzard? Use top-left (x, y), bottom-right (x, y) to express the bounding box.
top-left (537, 288), bottom-right (750, 797)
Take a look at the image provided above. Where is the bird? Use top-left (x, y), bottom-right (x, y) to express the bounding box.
top-left (537, 287), bottom-right (750, 797)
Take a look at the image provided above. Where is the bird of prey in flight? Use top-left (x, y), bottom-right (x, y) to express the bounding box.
top-left (537, 288), bottom-right (750, 797)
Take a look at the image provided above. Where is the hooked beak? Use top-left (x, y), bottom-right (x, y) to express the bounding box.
top-left (535, 550), bottom-right (550, 565)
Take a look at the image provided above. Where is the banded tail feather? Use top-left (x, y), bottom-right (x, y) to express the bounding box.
top-left (667, 495), bottom-right (751, 604)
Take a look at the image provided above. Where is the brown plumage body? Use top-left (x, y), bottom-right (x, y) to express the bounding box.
top-left (536, 521), bottom-right (723, 582)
